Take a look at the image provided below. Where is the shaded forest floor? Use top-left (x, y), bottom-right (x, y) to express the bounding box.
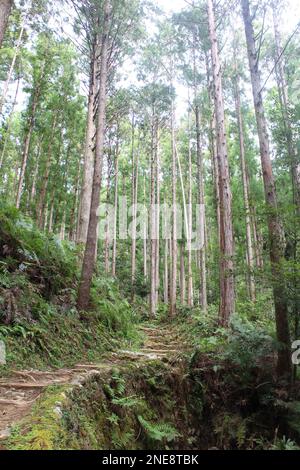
top-left (0, 322), bottom-right (191, 448)
top-left (2, 319), bottom-right (300, 450)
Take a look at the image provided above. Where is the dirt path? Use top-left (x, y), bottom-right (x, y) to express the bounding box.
top-left (0, 323), bottom-right (190, 440)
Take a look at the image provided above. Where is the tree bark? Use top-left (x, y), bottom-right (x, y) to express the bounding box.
top-left (77, 39), bottom-right (98, 244)
top-left (150, 116), bottom-right (158, 317)
top-left (233, 70), bottom-right (256, 301)
top-left (205, 51), bottom-right (221, 246)
top-left (143, 175), bottom-right (148, 280)
top-left (208, 0), bottom-right (235, 325)
top-left (169, 98), bottom-right (177, 317)
top-left (59, 211), bottom-right (66, 241)
top-left (180, 243), bottom-right (186, 305)
top-left (131, 116), bottom-right (140, 300)
top-left (112, 135), bottom-right (119, 277)
top-left (195, 105), bottom-right (208, 313)
top-left (242, 0), bottom-right (291, 379)
top-left (48, 194), bottom-right (54, 233)
top-left (187, 108), bottom-right (194, 307)
top-left (77, 0), bottom-right (110, 312)
top-left (250, 204), bottom-right (264, 269)
top-left (164, 235), bottom-right (169, 304)
top-left (155, 133), bottom-right (160, 306)
top-left (69, 157), bottom-right (81, 241)
top-left (0, 0), bottom-right (13, 49)
top-left (29, 139), bottom-right (42, 207)
top-left (104, 171), bottom-right (111, 274)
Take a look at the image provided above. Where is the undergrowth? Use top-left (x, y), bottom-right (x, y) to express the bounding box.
top-left (6, 362), bottom-right (193, 450)
top-left (0, 203), bottom-right (141, 371)
top-left (6, 354), bottom-right (300, 450)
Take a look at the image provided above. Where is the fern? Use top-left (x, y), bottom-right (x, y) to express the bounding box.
top-left (112, 395), bottom-right (143, 408)
top-left (137, 416), bottom-right (180, 442)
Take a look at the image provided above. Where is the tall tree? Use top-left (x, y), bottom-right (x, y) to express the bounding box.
top-left (187, 107), bottom-right (194, 307)
top-left (233, 61), bottom-right (256, 301)
top-left (241, 0), bottom-right (291, 379)
top-left (169, 92), bottom-right (177, 316)
top-left (149, 114), bottom-right (158, 316)
top-left (207, 0), bottom-right (235, 325)
top-left (77, 0), bottom-right (110, 311)
top-left (195, 104), bottom-right (207, 312)
top-left (77, 38), bottom-right (98, 245)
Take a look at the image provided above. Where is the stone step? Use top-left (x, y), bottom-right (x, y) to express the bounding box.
top-left (0, 382), bottom-right (59, 389)
top-left (140, 348), bottom-right (178, 354)
top-left (0, 399), bottom-right (33, 406)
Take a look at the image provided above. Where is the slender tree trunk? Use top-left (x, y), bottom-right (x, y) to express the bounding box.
top-left (234, 71), bottom-right (256, 301)
top-left (187, 107), bottom-right (194, 307)
top-left (195, 42), bottom-right (208, 311)
top-left (169, 98), bottom-right (177, 317)
top-left (29, 139), bottom-right (42, 207)
top-left (250, 204), bottom-right (264, 269)
top-left (195, 105), bottom-right (208, 313)
top-left (143, 176), bottom-right (148, 280)
top-left (48, 195), bottom-right (54, 233)
top-left (0, 0), bottom-right (13, 49)
top-left (48, 144), bottom-right (65, 233)
top-left (77, 1), bottom-right (110, 312)
top-left (208, 0), bottom-right (235, 325)
top-left (155, 134), bottom-right (160, 306)
top-left (205, 51), bottom-right (221, 245)
top-left (12, 159), bottom-right (19, 196)
top-left (0, 76), bottom-right (20, 171)
top-left (164, 235), bottom-right (169, 304)
top-left (59, 211), bottom-right (66, 241)
top-left (150, 117), bottom-right (158, 317)
top-left (69, 158), bottom-right (82, 241)
top-left (176, 136), bottom-right (190, 309)
top-left (180, 243), bottom-right (186, 305)
top-left (131, 115), bottom-right (138, 299)
top-left (37, 115), bottom-right (57, 228)
top-left (211, 113), bottom-right (221, 244)
top-left (77, 40), bottom-right (98, 244)
top-left (104, 172), bottom-right (111, 274)
top-left (0, 21), bottom-right (24, 116)
top-left (112, 137), bottom-right (119, 277)
top-left (43, 203), bottom-right (49, 231)
top-left (242, 0), bottom-right (291, 379)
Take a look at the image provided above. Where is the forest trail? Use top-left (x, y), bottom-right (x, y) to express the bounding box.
top-left (0, 323), bottom-right (190, 440)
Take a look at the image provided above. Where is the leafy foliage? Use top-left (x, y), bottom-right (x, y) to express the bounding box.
top-left (137, 415), bottom-right (180, 443)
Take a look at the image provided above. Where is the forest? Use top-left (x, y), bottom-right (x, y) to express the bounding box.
top-left (0, 0), bottom-right (299, 454)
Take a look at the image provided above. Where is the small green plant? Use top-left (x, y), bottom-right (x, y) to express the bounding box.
top-left (223, 316), bottom-right (275, 371)
top-left (213, 413), bottom-right (249, 449)
top-left (271, 436), bottom-right (300, 450)
top-left (112, 395), bottom-right (145, 408)
top-left (137, 416), bottom-right (181, 443)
